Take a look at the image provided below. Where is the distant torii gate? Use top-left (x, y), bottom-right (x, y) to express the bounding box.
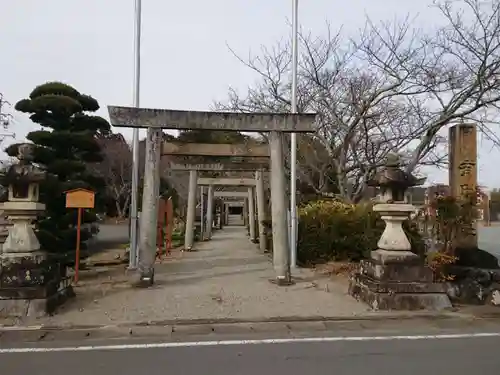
top-left (163, 142), bottom-right (270, 157)
top-left (108, 106), bottom-right (317, 286)
top-left (168, 159), bottom-right (268, 246)
top-left (169, 159), bottom-right (269, 171)
top-left (198, 177), bottom-right (259, 242)
top-left (164, 141), bottom-right (269, 249)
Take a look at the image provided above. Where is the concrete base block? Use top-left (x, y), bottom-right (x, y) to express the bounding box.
top-left (0, 286), bottom-right (74, 318)
top-left (349, 258), bottom-right (452, 311)
top-left (349, 276), bottom-right (452, 311)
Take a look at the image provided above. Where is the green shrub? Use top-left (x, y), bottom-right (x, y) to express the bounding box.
top-left (172, 232), bottom-right (183, 241)
top-left (297, 199), bottom-right (424, 266)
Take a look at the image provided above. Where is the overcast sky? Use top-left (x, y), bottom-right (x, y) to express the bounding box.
top-left (1, 0), bottom-right (500, 188)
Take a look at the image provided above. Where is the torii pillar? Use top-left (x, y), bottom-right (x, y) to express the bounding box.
top-left (184, 169), bottom-right (198, 250)
top-left (255, 170), bottom-right (267, 252)
top-left (247, 186), bottom-right (256, 242)
top-left (206, 184), bottom-right (214, 240)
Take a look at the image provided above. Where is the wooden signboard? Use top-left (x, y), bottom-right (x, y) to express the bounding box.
top-left (64, 188), bottom-right (96, 283)
top-left (65, 188), bottom-right (95, 209)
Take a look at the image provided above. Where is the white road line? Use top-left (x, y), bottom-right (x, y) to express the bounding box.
top-left (1, 332), bottom-right (500, 354)
top-left (0, 325), bottom-right (43, 331)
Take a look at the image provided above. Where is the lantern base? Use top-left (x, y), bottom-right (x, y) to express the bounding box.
top-left (348, 256), bottom-right (452, 311)
top-left (0, 252), bottom-right (74, 318)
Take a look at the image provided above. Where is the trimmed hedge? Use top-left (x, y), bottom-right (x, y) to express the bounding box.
top-left (297, 199), bottom-right (424, 266)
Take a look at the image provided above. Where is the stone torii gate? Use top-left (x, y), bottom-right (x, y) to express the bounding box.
top-left (163, 142), bottom-right (269, 157)
top-left (164, 141), bottom-right (270, 252)
top-left (167, 158), bottom-right (269, 251)
top-left (108, 106), bottom-right (316, 286)
top-left (168, 159), bottom-right (270, 171)
top-left (169, 162), bottom-right (267, 248)
top-left (197, 177), bottom-right (260, 244)
top-left (222, 200), bottom-right (245, 227)
top-left (214, 191), bottom-right (249, 197)
top-left (214, 190), bottom-right (256, 238)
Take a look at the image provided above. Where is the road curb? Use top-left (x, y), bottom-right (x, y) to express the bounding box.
top-left (2, 311), bottom-right (499, 344)
top-left (0, 310), bottom-right (478, 332)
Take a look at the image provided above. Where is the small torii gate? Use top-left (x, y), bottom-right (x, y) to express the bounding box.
top-left (163, 142), bottom-right (269, 157)
top-left (163, 141), bottom-right (269, 248)
top-left (197, 177), bottom-right (258, 242)
top-left (108, 106), bottom-right (316, 286)
top-left (168, 158), bottom-right (269, 248)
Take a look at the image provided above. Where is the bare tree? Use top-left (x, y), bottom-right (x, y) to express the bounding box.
top-left (93, 133), bottom-right (132, 219)
top-left (215, 0), bottom-right (500, 202)
top-left (162, 162), bottom-right (190, 201)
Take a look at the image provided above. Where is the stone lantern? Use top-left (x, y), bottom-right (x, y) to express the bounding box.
top-left (348, 153), bottom-right (452, 310)
top-left (0, 143), bottom-right (72, 317)
top-left (2, 144), bottom-right (46, 253)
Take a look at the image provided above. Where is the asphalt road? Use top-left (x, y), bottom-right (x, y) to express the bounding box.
top-left (86, 223), bottom-right (129, 254)
top-left (478, 224), bottom-right (500, 259)
top-left (1, 334), bottom-right (499, 375)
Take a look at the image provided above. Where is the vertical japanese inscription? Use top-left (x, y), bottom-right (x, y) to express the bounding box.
top-left (448, 123), bottom-right (478, 247)
top-left (449, 124), bottom-right (477, 198)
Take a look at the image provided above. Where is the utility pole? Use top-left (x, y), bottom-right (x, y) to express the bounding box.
top-left (0, 94), bottom-right (16, 142)
top-left (129, 0), bottom-right (142, 270)
top-left (289, 0), bottom-right (299, 268)
top-left (130, 0), bottom-right (163, 285)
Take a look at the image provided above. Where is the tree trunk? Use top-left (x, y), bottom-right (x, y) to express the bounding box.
top-left (115, 195), bottom-right (131, 221)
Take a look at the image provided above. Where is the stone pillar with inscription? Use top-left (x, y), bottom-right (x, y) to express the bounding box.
top-left (449, 124), bottom-right (478, 248)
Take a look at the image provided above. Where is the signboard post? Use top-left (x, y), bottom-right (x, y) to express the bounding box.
top-left (157, 197), bottom-right (174, 258)
top-left (157, 198), bottom-right (166, 259)
top-left (165, 197), bottom-right (173, 255)
top-left (65, 188), bottom-right (96, 283)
